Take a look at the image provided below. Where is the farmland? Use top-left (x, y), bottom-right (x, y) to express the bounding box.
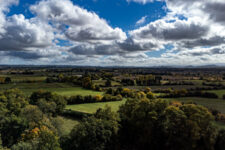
top-left (66, 99), bottom-right (126, 114)
top-left (0, 82), bottom-right (103, 96)
top-left (0, 66), bottom-right (225, 150)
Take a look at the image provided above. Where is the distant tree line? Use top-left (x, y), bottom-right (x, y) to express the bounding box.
top-left (161, 89), bottom-right (219, 99)
top-left (0, 77), bottom-right (11, 84)
top-left (121, 75), bottom-right (162, 86)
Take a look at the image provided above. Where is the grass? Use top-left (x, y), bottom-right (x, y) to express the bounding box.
top-left (0, 82), bottom-right (103, 96)
top-left (66, 99), bottom-right (126, 114)
top-left (205, 90), bottom-right (225, 99)
top-left (127, 85), bottom-right (204, 90)
top-left (0, 75), bottom-right (46, 82)
top-left (59, 116), bottom-right (80, 135)
top-left (166, 97), bottom-right (225, 114)
top-left (93, 80), bottom-right (121, 86)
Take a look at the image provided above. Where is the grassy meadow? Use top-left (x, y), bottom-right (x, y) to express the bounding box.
top-left (204, 90), bottom-right (225, 99)
top-left (60, 116), bottom-right (80, 135)
top-left (66, 99), bottom-right (126, 114)
top-left (0, 82), bottom-right (103, 96)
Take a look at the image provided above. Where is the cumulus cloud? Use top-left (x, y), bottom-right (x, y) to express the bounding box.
top-left (117, 37), bottom-right (160, 52)
top-left (0, 0), bottom-right (18, 37)
top-left (0, 14), bottom-right (54, 51)
top-left (69, 43), bottom-right (121, 56)
top-left (1, 0), bottom-right (225, 66)
top-left (202, 2), bottom-right (225, 24)
top-left (131, 19), bottom-right (208, 41)
top-left (30, 0), bottom-right (126, 43)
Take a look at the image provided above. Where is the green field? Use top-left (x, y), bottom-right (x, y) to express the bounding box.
top-left (0, 75), bottom-right (46, 82)
top-left (93, 80), bottom-right (121, 86)
top-left (0, 82), bottom-right (103, 96)
top-left (205, 90), bottom-right (225, 99)
top-left (60, 116), bottom-right (80, 135)
top-left (167, 97), bottom-right (225, 113)
top-left (66, 100), bottom-right (126, 114)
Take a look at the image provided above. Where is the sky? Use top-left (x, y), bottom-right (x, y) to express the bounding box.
top-left (0, 0), bottom-right (225, 66)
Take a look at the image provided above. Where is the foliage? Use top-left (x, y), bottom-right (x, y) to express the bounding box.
top-left (0, 89), bottom-right (29, 147)
top-left (118, 98), bottom-right (217, 150)
top-left (162, 89), bottom-right (219, 99)
top-left (215, 130), bottom-right (225, 150)
top-left (30, 91), bottom-right (67, 116)
top-left (105, 79), bottom-right (112, 87)
top-left (62, 107), bottom-right (119, 150)
top-left (67, 94), bottom-right (122, 105)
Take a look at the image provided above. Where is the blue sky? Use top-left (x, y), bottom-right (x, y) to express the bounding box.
top-left (0, 0), bottom-right (225, 66)
top-left (8, 0), bottom-right (167, 31)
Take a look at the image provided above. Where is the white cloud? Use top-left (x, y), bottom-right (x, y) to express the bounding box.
top-left (30, 0), bottom-right (127, 43)
top-left (0, 14), bottom-right (54, 51)
top-left (0, 0), bottom-right (18, 37)
top-left (1, 0), bottom-right (225, 66)
top-left (136, 16), bottom-right (147, 25)
top-left (127, 0), bottom-right (154, 4)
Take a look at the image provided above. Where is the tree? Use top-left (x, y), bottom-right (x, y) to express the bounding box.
top-left (118, 98), bottom-right (217, 150)
top-left (18, 126), bottom-right (61, 150)
top-left (82, 77), bottom-right (92, 89)
top-left (105, 79), bottom-right (112, 87)
top-left (30, 91), bottom-right (66, 116)
top-left (63, 107), bottom-right (119, 150)
top-left (118, 98), bottom-right (168, 150)
top-left (215, 130), bottom-right (225, 150)
top-left (0, 89), bottom-right (29, 147)
top-left (146, 91), bottom-right (155, 99)
top-left (165, 104), bottom-right (216, 150)
top-left (57, 74), bottom-right (64, 82)
top-left (4, 77), bottom-right (11, 84)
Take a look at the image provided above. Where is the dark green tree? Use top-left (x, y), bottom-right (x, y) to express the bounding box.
top-left (30, 91), bottom-right (66, 116)
top-left (105, 79), bottom-right (112, 87)
top-left (4, 77), bottom-right (11, 84)
top-left (63, 106), bottom-right (119, 150)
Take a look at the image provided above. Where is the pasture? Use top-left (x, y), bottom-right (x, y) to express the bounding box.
top-left (0, 82), bottom-right (103, 96)
top-left (60, 116), bottom-right (80, 135)
top-left (66, 99), bottom-right (126, 114)
top-left (204, 90), bottom-right (225, 99)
